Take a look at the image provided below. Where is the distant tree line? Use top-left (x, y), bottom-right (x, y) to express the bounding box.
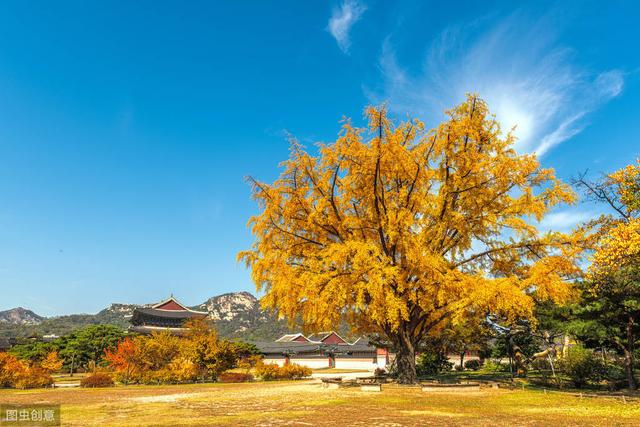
top-left (3, 320), bottom-right (268, 388)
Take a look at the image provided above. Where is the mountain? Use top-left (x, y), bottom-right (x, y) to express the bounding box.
top-left (0, 292), bottom-right (290, 341)
top-left (192, 292), bottom-right (290, 341)
top-left (0, 307), bottom-right (44, 325)
top-left (195, 291), bottom-right (258, 321)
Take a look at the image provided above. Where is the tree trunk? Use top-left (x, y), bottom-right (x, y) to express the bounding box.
top-left (623, 349), bottom-right (636, 390)
top-left (509, 336), bottom-right (527, 376)
top-left (625, 317), bottom-right (637, 390)
top-left (508, 355), bottom-right (514, 380)
top-left (459, 351), bottom-right (465, 370)
top-left (395, 341), bottom-right (417, 384)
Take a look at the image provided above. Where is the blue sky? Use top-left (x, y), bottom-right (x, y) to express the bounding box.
top-left (0, 1), bottom-right (638, 316)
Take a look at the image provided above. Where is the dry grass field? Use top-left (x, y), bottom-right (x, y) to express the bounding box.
top-left (1, 380), bottom-right (639, 426)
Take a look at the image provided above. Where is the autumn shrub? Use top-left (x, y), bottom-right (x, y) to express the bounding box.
top-left (40, 351), bottom-right (64, 373)
top-left (137, 357), bottom-right (200, 385)
top-left (559, 346), bottom-right (604, 388)
top-left (80, 372), bottom-right (114, 388)
top-left (218, 372), bottom-right (254, 383)
top-left (279, 363), bottom-right (312, 379)
top-left (464, 359), bottom-right (482, 371)
top-left (136, 370), bottom-right (162, 385)
top-left (105, 323), bottom-right (248, 384)
top-left (133, 369), bottom-right (173, 385)
top-left (166, 356), bottom-right (199, 383)
top-left (0, 353), bottom-right (26, 388)
top-left (190, 334), bottom-right (238, 380)
top-left (111, 368), bottom-right (140, 385)
top-left (139, 332), bottom-right (182, 371)
top-left (236, 355), bottom-right (261, 374)
top-left (255, 361), bottom-right (281, 380)
top-left (104, 336), bottom-right (140, 384)
top-left (255, 361), bottom-right (311, 380)
top-left (13, 367), bottom-right (54, 389)
top-left (0, 353), bottom-right (53, 389)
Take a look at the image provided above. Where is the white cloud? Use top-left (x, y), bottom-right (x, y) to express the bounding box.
top-left (595, 70), bottom-right (624, 98)
top-left (539, 210), bottom-right (594, 232)
top-left (535, 113), bottom-right (585, 156)
top-left (368, 13), bottom-right (624, 156)
top-left (327, 0), bottom-right (367, 54)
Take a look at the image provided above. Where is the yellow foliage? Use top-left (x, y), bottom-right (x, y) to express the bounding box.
top-left (239, 95), bottom-right (584, 349)
top-left (40, 350), bottom-right (64, 373)
top-left (106, 324), bottom-right (241, 384)
top-left (587, 160), bottom-right (640, 285)
top-left (254, 360), bottom-right (311, 380)
top-left (607, 159), bottom-right (640, 214)
top-left (0, 353), bottom-right (53, 389)
top-left (588, 218), bottom-right (640, 283)
top-left (0, 352), bottom-right (27, 387)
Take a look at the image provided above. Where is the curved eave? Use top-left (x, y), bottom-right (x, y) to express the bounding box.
top-left (128, 325), bottom-right (190, 336)
top-left (131, 307), bottom-right (208, 319)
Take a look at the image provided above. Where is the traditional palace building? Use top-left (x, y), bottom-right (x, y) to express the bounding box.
top-left (256, 332), bottom-right (389, 371)
top-left (128, 296), bottom-right (207, 335)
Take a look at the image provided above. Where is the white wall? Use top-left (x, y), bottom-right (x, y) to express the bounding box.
top-left (376, 355), bottom-right (387, 370)
top-left (334, 358), bottom-right (377, 371)
top-left (447, 354), bottom-right (480, 368)
top-left (263, 355), bottom-right (383, 371)
top-left (263, 357), bottom-right (286, 367)
top-left (289, 358), bottom-right (330, 369)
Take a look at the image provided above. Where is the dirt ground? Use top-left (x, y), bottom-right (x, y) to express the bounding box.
top-left (1, 380), bottom-right (639, 426)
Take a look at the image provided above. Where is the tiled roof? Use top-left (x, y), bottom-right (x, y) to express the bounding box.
top-left (151, 296), bottom-right (207, 315)
top-left (128, 325), bottom-right (191, 336)
top-left (275, 333), bottom-right (307, 342)
top-left (254, 341), bottom-right (323, 353)
top-left (306, 332), bottom-right (332, 342)
top-left (132, 307), bottom-right (207, 319)
top-left (254, 338), bottom-right (376, 356)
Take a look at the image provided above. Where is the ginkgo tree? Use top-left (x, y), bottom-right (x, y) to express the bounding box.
top-left (239, 96), bottom-right (585, 383)
top-left (572, 160), bottom-right (640, 389)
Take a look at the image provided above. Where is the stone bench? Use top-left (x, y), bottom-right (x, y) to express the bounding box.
top-left (321, 378), bottom-right (361, 389)
top-left (320, 377), bottom-right (342, 382)
top-left (322, 382), bottom-right (341, 389)
top-left (358, 376), bottom-right (383, 384)
top-left (321, 377), bottom-right (342, 389)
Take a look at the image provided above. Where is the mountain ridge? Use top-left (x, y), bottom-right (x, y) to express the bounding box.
top-left (0, 307), bottom-right (45, 325)
top-left (0, 292), bottom-right (290, 341)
